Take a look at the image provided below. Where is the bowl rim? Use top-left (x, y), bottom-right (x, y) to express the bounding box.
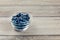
top-left (8, 12), bottom-right (32, 31)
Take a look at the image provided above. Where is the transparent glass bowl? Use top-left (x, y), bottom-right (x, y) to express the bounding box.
top-left (10, 12), bottom-right (32, 32)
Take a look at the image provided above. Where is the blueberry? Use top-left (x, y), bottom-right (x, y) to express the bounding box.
top-left (16, 13), bottom-right (21, 17)
top-left (16, 27), bottom-right (24, 29)
top-left (15, 25), bottom-right (26, 29)
top-left (22, 15), bottom-right (30, 21)
top-left (25, 14), bottom-right (29, 17)
top-left (12, 16), bottom-right (17, 20)
top-left (19, 18), bottom-right (26, 22)
top-left (14, 24), bottom-right (26, 29)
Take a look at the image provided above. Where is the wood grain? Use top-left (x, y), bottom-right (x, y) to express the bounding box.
top-left (0, 6), bottom-right (60, 17)
top-left (0, 17), bottom-right (60, 35)
top-left (0, 0), bottom-right (60, 35)
top-left (0, 36), bottom-right (60, 40)
top-left (0, 0), bottom-right (60, 5)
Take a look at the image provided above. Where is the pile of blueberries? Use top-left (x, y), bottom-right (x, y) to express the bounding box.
top-left (11, 13), bottom-right (30, 30)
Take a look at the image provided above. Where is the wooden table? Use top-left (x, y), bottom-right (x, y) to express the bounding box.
top-left (0, 0), bottom-right (60, 40)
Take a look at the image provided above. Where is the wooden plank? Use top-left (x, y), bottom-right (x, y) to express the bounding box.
top-left (0, 0), bottom-right (60, 5)
top-left (0, 36), bottom-right (60, 40)
top-left (0, 6), bottom-right (60, 16)
top-left (0, 17), bottom-right (60, 35)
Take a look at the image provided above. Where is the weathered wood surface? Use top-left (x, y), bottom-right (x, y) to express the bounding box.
top-left (0, 17), bottom-right (60, 35)
top-left (0, 0), bottom-right (60, 5)
top-left (0, 35), bottom-right (60, 40)
top-left (0, 6), bottom-right (60, 17)
top-left (0, 0), bottom-right (60, 35)
top-left (0, 0), bottom-right (60, 17)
